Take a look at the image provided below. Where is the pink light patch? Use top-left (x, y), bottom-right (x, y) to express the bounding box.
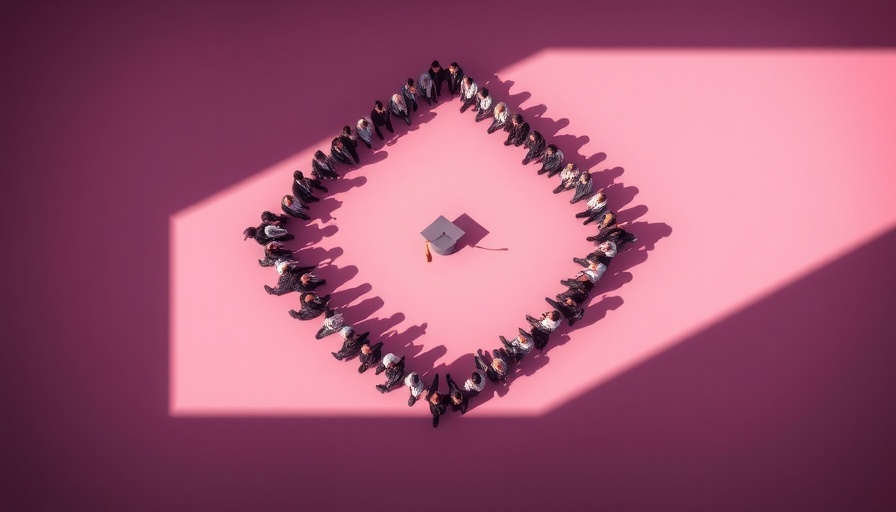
top-left (171, 49), bottom-right (896, 417)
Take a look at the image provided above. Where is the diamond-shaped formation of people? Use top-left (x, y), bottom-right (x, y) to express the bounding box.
top-left (239, 59), bottom-right (643, 428)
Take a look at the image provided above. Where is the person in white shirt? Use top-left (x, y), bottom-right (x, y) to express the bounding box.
top-left (315, 309), bottom-right (344, 339)
top-left (418, 72), bottom-right (436, 105)
top-left (463, 371), bottom-right (486, 395)
top-left (487, 102), bottom-right (510, 134)
top-left (375, 353), bottom-right (405, 393)
top-left (537, 144), bottom-right (564, 176)
top-left (404, 372), bottom-right (426, 406)
top-left (390, 93), bottom-right (412, 126)
top-left (473, 88), bottom-right (493, 122)
top-left (459, 76), bottom-right (479, 113)
top-left (575, 189), bottom-right (608, 224)
top-left (356, 118), bottom-right (375, 148)
top-left (553, 163), bottom-right (582, 194)
top-left (500, 331), bottom-right (534, 361)
top-left (525, 310), bottom-right (561, 350)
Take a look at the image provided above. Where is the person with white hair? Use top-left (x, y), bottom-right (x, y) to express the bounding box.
top-left (243, 224), bottom-right (294, 245)
top-left (331, 326), bottom-right (370, 360)
top-left (375, 353), bottom-right (405, 393)
top-left (404, 372), bottom-right (426, 407)
top-left (390, 93), bottom-right (412, 126)
top-left (289, 291), bottom-right (330, 321)
top-left (417, 71), bottom-right (436, 105)
top-left (487, 102), bottom-right (510, 134)
top-left (315, 309), bottom-right (344, 339)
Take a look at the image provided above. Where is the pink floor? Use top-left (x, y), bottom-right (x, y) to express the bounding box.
top-left (172, 50), bottom-right (896, 417)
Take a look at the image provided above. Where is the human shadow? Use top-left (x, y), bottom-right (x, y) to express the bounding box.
top-left (354, 312), bottom-right (406, 340)
top-left (340, 296), bottom-right (385, 326)
top-left (328, 282), bottom-right (372, 308)
top-left (293, 246), bottom-right (343, 267)
top-left (315, 263), bottom-right (359, 292)
top-left (602, 182), bottom-right (639, 212)
top-left (290, 223), bottom-right (338, 248)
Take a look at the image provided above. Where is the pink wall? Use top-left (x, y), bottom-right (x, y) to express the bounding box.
top-left (3, 1), bottom-right (896, 510)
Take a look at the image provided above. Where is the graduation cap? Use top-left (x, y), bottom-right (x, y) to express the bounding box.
top-left (420, 215), bottom-right (465, 255)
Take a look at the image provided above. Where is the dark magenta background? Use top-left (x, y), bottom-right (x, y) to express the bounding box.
top-left (3, 1), bottom-right (896, 510)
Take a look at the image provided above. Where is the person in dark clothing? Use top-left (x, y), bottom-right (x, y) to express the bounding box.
top-left (556, 284), bottom-right (591, 304)
top-left (288, 291), bottom-right (330, 321)
top-left (281, 195), bottom-right (310, 221)
top-left (445, 373), bottom-right (469, 415)
top-left (390, 93), bottom-right (412, 126)
top-left (475, 348), bottom-right (510, 382)
top-left (338, 126), bottom-right (360, 164)
top-left (370, 100), bottom-right (394, 140)
top-left (311, 150), bottom-right (339, 180)
top-left (264, 260), bottom-right (318, 296)
top-left (330, 137), bottom-right (354, 166)
top-left (375, 353), bottom-right (405, 393)
top-left (575, 189), bottom-right (607, 224)
top-left (459, 76), bottom-right (478, 113)
top-left (425, 373), bottom-right (450, 428)
top-left (292, 170), bottom-right (327, 204)
top-left (545, 296), bottom-right (585, 326)
top-left (357, 340), bottom-right (383, 373)
top-left (594, 224), bottom-right (639, 249)
top-left (570, 171), bottom-right (593, 204)
top-left (500, 332), bottom-right (534, 362)
top-left (258, 241), bottom-right (296, 267)
top-left (315, 308), bottom-right (344, 339)
top-left (261, 210), bottom-right (289, 227)
top-left (429, 60), bottom-right (448, 98)
top-left (487, 102), bottom-right (510, 134)
top-left (522, 131), bottom-right (546, 165)
top-left (243, 224), bottom-right (294, 245)
top-left (504, 113), bottom-right (530, 147)
top-left (473, 88), bottom-right (494, 122)
top-left (447, 62), bottom-right (464, 96)
top-left (418, 72), bottom-right (436, 106)
top-left (402, 78), bottom-right (418, 113)
top-left (585, 212), bottom-right (618, 242)
top-left (331, 326), bottom-right (370, 360)
top-left (525, 310), bottom-right (561, 350)
top-left (537, 144), bottom-right (564, 176)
